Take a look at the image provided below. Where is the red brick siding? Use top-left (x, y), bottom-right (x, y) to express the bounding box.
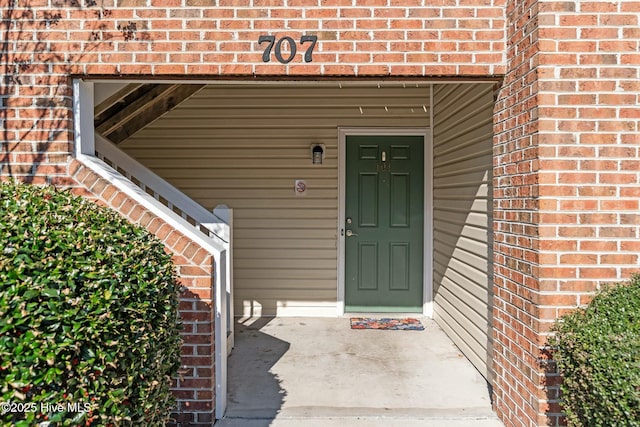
top-left (494, 1), bottom-right (640, 427)
top-left (492, 0), bottom-right (541, 425)
top-left (2, 0), bottom-right (506, 77)
top-left (536, 1), bottom-right (640, 426)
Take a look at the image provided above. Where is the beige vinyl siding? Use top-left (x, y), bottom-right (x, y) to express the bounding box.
top-left (432, 83), bottom-right (494, 379)
top-left (120, 82), bottom-right (431, 316)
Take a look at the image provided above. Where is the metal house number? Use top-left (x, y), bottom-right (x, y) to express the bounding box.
top-left (258, 35), bottom-right (318, 63)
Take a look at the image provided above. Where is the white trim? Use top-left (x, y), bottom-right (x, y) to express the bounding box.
top-left (94, 135), bottom-right (229, 244)
top-left (214, 249), bottom-right (228, 419)
top-left (87, 78), bottom-right (500, 86)
top-left (214, 206), bottom-right (235, 352)
top-left (337, 133), bottom-right (347, 316)
top-left (76, 155), bottom-right (228, 254)
top-left (426, 85), bottom-right (435, 317)
top-left (337, 127), bottom-right (433, 318)
top-left (73, 80), bottom-right (95, 156)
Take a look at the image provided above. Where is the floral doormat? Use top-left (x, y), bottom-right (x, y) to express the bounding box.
top-left (350, 317), bottom-right (425, 330)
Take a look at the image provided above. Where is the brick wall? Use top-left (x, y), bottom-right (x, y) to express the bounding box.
top-left (2, 0), bottom-right (506, 77)
top-left (536, 1), bottom-right (640, 426)
top-left (492, 0), bottom-right (541, 424)
top-left (494, 1), bottom-right (640, 426)
top-left (68, 159), bottom-right (216, 426)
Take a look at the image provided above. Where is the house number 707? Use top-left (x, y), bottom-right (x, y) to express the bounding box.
top-left (258, 35), bottom-right (318, 64)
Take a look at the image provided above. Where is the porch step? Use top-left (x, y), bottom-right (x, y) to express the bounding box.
top-left (216, 415), bottom-right (504, 427)
top-left (223, 405), bottom-right (498, 419)
top-left (218, 406), bottom-right (504, 426)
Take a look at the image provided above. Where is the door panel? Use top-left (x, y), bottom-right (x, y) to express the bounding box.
top-left (345, 135), bottom-right (424, 312)
top-left (390, 173), bottom-right (410, 227)
top-left (358, 242), bottom-right (378, 290)
top-left (390, 243), bottom-right (410, 290)
top-left (359, 173), bottom-right (379, 227)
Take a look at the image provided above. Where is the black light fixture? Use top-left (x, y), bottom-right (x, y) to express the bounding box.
top-left (311, 144), bottom-right (325, 165)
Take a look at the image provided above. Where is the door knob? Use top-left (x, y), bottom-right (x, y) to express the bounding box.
top-left (346, 230), bottom-right (358, 237)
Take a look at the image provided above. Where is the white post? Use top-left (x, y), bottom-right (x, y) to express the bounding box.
top-left (213, 205), bottom-right (234, 351)
top-left (213, 205), bottom-right (233, 420)
top-left (72, 80), bottom-right (95, 156)
top-left (214, 249), bottom-right (227, 420)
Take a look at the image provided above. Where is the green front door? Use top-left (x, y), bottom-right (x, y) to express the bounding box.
top-left (345, 135), bottom-right (424, 312)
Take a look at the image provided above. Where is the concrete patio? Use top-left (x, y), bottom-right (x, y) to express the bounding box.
top-left (216, 317), bottom-right (504, 427)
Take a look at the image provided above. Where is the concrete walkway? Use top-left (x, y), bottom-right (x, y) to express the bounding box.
top-left (217, 317), bottom-right (504, 427)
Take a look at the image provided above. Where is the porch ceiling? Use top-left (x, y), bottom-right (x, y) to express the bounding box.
top-left (93, 81), bottom-right (497, 146)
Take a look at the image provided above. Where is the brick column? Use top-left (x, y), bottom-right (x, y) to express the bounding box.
top-left (494, 1), bottom-right (640, 426)
top-left (535, 1), bottom-right (640, 426)
top-left (492, 0), bottom-right (542, 424)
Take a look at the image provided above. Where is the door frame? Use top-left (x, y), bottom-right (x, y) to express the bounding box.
top-left (337, 127), bottom-right (433, 317)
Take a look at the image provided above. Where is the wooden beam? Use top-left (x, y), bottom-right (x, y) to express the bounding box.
top-left (107, 84), bottom-right (206, 144)
top-left (95, 84), bottom-right (176, 137)
top-left (94, 83), bottom-right (143, 118)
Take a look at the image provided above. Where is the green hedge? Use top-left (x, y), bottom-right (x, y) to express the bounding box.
top-left (0, 181), bottom-right (182, 426)
top-left (550, 274), bottom-right (640, 427)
